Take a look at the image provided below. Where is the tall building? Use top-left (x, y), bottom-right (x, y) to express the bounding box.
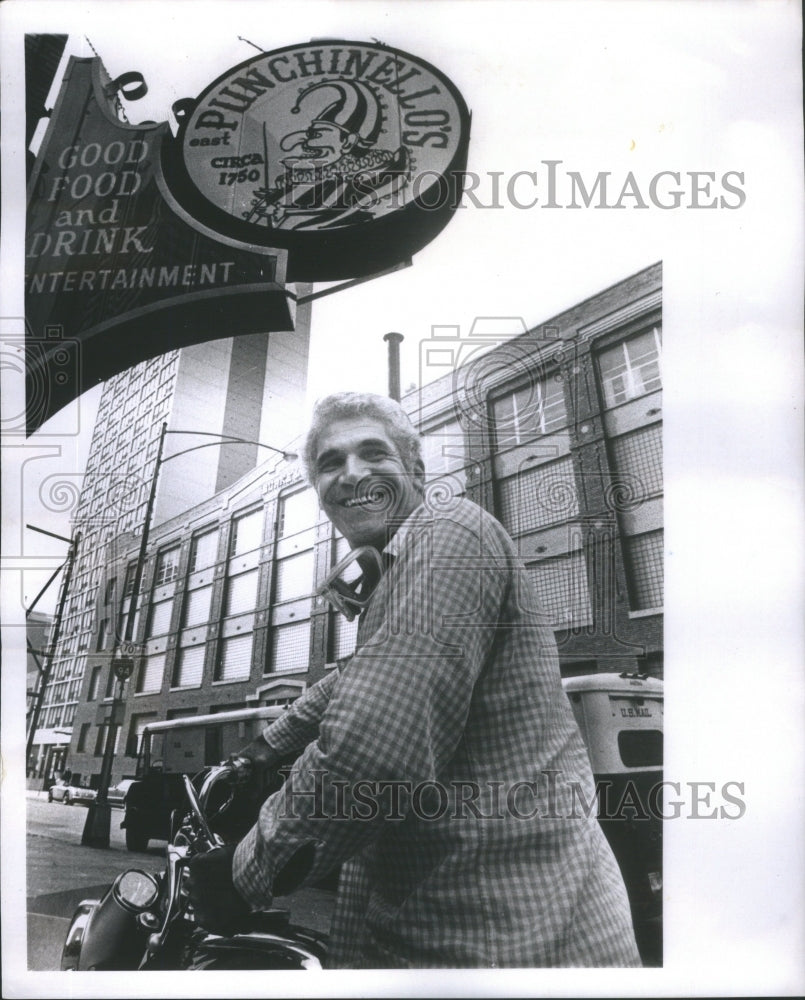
top-left (53, 262), bottom-right (662, 790)
top-left (26, 298), bottom-right (312, 787)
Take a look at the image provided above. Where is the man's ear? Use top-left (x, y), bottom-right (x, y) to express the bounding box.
top-left (413, 459), bottom-right (426, 493)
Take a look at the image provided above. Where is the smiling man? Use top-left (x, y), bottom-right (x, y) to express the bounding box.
top-left (188, 392), bottom-right (641, 969)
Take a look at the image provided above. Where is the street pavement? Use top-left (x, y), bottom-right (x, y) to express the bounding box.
top-left (26, 790), bottom-right (335, 972)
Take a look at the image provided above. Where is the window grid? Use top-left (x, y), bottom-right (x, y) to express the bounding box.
top-left (229, 509), bottom-right (263, 557)
top-left (137, 654), bottom-right (165, 694)
top-left (147, 598), bottom-right (173, 638)
top-left (172, 645), bottom-right (205, 688)
top-left (274, 550), bottom-right (315, 603)
top-left (217, 634), bottom-right (253, 682)
top-left (525, 553), bottom-right (592, 628)
top-left (224, 569), bottom-right (259, 617)
top-left (154, 546), bottom-right (181, 586)
top-left (624, 530), bottom-right (664, 610)
top-left (609, 424), bottom-right (663, 501)
top-left (497, 457), bottom-right (579, 535)
top-left (278, 489), bottom-right (319, 539)
top-left (268, 621), bottom-right (311, 673)
top-left (183, 585), bottom-right (213, 627)
top-left (331, 612), bottom-right (359, 662)
top-left (189, 528), bottom-right (219, 573)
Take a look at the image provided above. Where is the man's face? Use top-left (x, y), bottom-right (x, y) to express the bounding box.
top-left (313, 417), bottom-right (423, 550)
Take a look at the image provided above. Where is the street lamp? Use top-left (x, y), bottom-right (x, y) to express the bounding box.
top-left (82, 423), bottom-right (296, 847)
top-left (162, 429), bottom-right (298, 463)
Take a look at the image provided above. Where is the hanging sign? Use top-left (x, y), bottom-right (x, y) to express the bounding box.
top-left (24, 41), bottom-right (470, 434)
top-left (25, 56), bottom-right (293, 435)
top-left (162, 40), bottom-right (471, 280)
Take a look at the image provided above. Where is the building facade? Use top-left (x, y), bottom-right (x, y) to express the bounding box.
top-left (47, 262), bottom-right (663, 788)
top-left (26, 298), bottom-right (312, 787)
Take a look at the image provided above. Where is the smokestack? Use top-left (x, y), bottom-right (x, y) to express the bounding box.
top-left (383, 332), bottom-right (404, 401)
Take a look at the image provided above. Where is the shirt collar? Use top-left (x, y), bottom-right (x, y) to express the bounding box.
top-left (382, 500), bottom-right (426, 561)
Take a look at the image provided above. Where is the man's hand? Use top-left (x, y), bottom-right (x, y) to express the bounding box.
top-left (185, 844), bottom-right (253, 935)
top-left (230, 734), bottom-right (280, 772)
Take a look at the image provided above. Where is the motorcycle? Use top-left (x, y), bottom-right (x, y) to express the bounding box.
top-left (61, 760), bottom-right (329, 970)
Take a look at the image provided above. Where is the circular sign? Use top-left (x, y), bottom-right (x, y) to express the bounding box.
top-left (113, 655), bottom-right (135, 681)
top-left (162, 40), bottom-right (470, 280)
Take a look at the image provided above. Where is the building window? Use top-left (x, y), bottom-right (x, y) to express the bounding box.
top-left (189, 528), bottom-right (219, 573)
top-left (525, 553), bottom-right (592, 628)
top-left (76, 723), bottom-right (91, 753)
top-left (96, 618), bottom-right (110, 651)
top-left (147, 598), bottom-right (174, 637)
top-left (87, 666), bottom-right (102, 701)
top-left (420, 419), bottom-right (467, 483)
top-left (268, 620), bottom-right (311, 673)
top-left (277, 489), bottom-right (318, 539)
top-left (224, 569), bottom-right (260, 617)
top-left (497, 457), bottom-right (579, 535)
top-left (328, 535), bottom-right (360, 662)
top-left (126, 713), bottom-right (157, 757)
top-left (136, 654), bottom-right (165, 694)
top-left (94, 723), bottom-right (120, 756)
top-left (597, 326), bottom-right (662, 409)
top-left (491, 374), bottom-right (567, 449)
top-left (118, 563), bottom-right (141, 641)
top-left (154, 545), bottom-right (181, 587)
top-left (183, 585), bottom-right (213, 627)
top-left (608, 424), bottom-right (663, 499)
top-left (274, 550), bottom-right (315, 603)
top-left (229, 508), bottom-right (264, 557)
top-left (330, 612), bottom-right (359, 663)
top-left (624, 530), bottom-right (664, 610)
top-left (216, 634), bottom-right (253, 682)
top-left (172, 645), bottom-right (205, 688)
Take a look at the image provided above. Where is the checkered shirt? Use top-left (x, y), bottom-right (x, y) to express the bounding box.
top-left (233, 498), bottom-right (641, 968)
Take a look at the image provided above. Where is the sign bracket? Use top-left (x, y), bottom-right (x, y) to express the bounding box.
top-left (292, 259), bottom-right (413, 305)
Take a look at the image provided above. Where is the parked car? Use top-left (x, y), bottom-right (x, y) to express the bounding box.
top-left (107, 779), bottom-right (136, 809)
top-left (47, 778), bottom-right (97, 807)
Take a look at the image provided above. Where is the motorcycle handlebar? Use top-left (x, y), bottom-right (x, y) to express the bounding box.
top-left (182, 759), bottom-right (253, 851)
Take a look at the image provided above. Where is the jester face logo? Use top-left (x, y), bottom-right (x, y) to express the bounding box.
top-left (243, 78), bottom-right (411, 231)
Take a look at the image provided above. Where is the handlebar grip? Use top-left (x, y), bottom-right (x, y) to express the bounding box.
top-left (228, 756), bottom-right (253, 781)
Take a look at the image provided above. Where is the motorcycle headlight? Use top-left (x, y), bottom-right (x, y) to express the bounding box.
top-left (112, 870), bottom-right (160, 912)
top-left (61, 900), bottom-right (100, 970)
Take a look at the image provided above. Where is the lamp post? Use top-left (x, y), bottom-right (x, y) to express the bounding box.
top-left (81, 424), bottom-right (296, 847)
top-left (81, 655), bottom-right (134, 846)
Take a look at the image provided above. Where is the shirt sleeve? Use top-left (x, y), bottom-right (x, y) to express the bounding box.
top-left (232, 512), bottom-right (511, 907)
top-left (259, 669), bottom-right (339, 758)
